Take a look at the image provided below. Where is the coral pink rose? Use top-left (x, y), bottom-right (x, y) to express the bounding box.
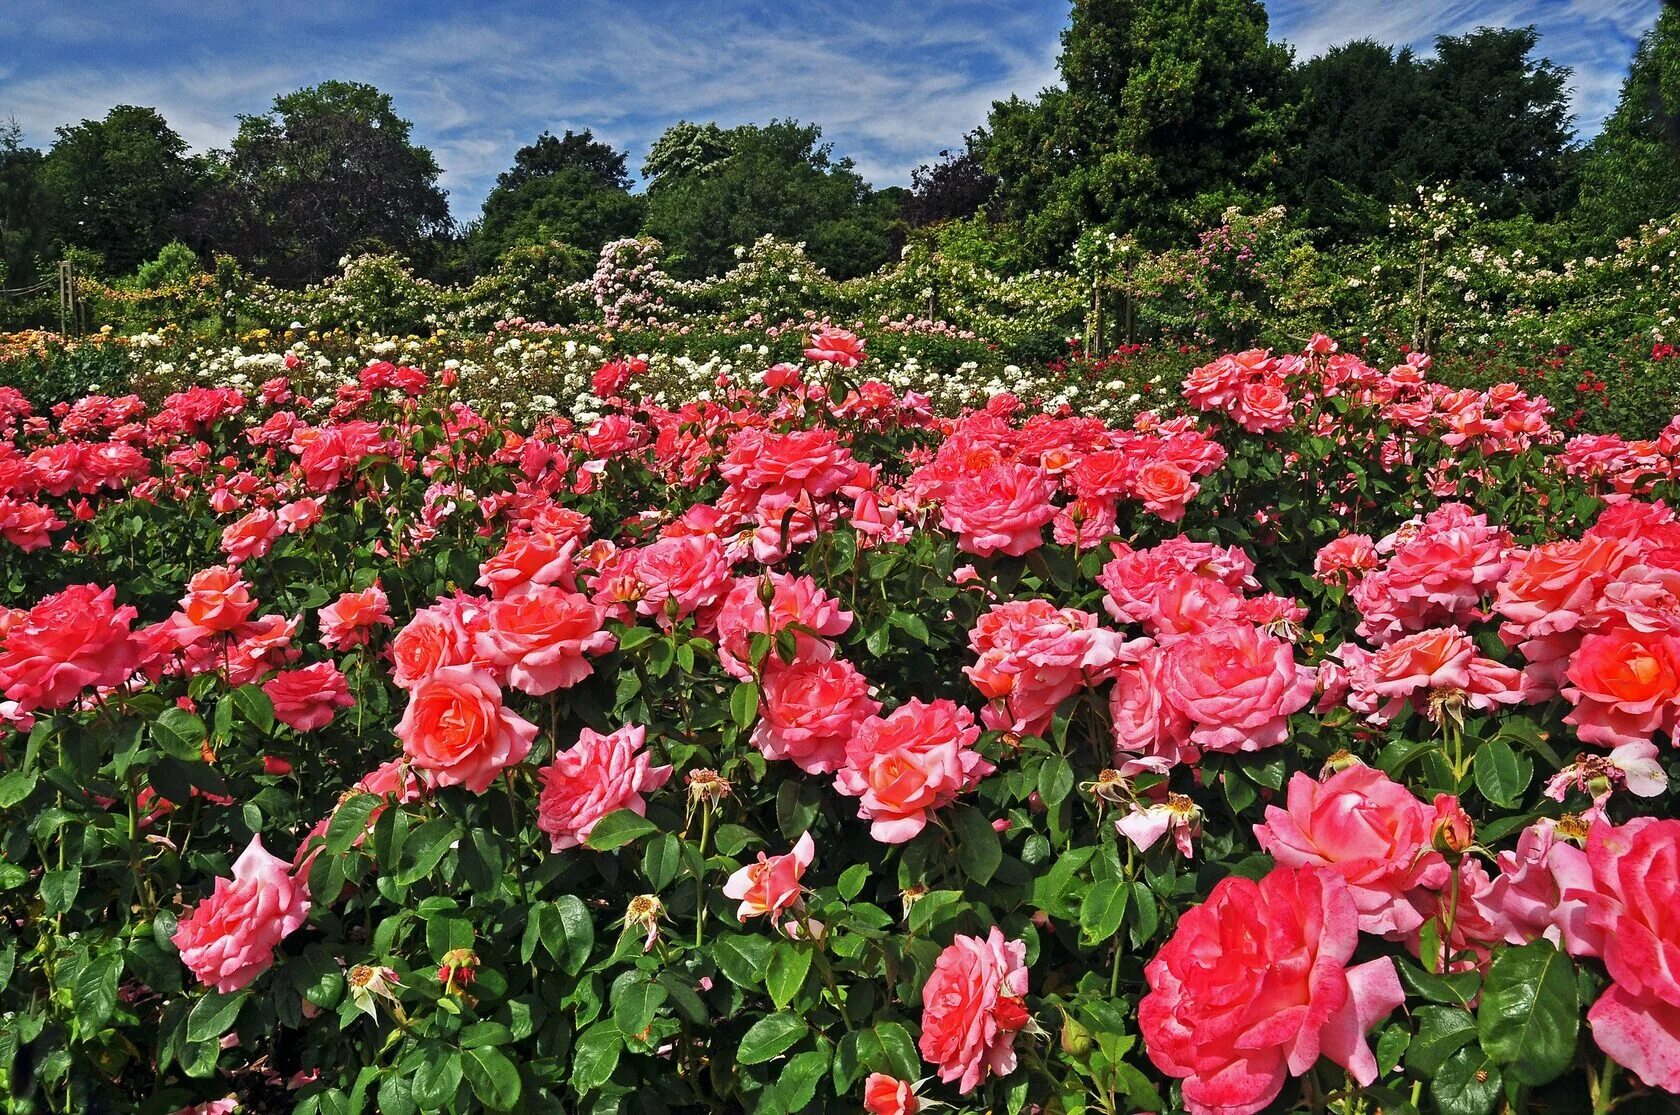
top-left (753, 658), bottom-right (881, 775)
top-left (863, 1073), bottom-right (918, 1115)
top-left (536, 724), bottom-right (672, 850)
top-left (835, 699), bottom-right (993, 843)
top-left (1131, 460), bottom-right (1198, 522)
top-left (477, 531), bottom-right (576, 599)
top-left (220, 507), bottom-right (281, 564)
top-left (263, 661), bottom-right (354, 732)
top-left (180, 566), bottom-right (258, 636)
top-left (0, 583), bottom-right (142, 713)
top-left (940, 462), bottom-right (1056, 557)
top-left (277, 497), bottom-right (323, 534)
top-left (722, 831), bottom-right (814, 920)
top-left (804, 326), bottom-right (865, 368)
top-left (1158, 624), bottom-right (1315, 752)
top-left (319, 584), bottom-right (393, 650)
top-left (1573, 818), bottom-right (1680, 1093)
top-left (918, 927), bottom-right (1030, 1093)
top-left (389, 595), bottom-right (487, 689)
top-left (476, 585), bottom-right (614, 696)
top-left (1139, 866), bottom-right (1404, 1115)
top-left (1561, 627), bottom-right (1680, 746)
top-left (397, 666), bottom-right (537, 793)
top-left (1254, 766), bottom-right (1450, 937)
top-left (172, 835), bottom-right (310, 993)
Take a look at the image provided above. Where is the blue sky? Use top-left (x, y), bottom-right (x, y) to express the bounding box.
top-left (0, 0), bottom-right (1660, 220)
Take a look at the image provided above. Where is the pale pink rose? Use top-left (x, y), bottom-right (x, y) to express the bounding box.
top-left (396, 666), bottom-right (537, 793)
top-left (1109, 646), bottom-right (1196, 766)
top-left (753, 658), bottom-right (880, 774)
top-left (172, 835), bottom-right (310, 993)
top-left (277, 497), bottom-right (323, 533)
top-left (536, 725), bottom-right (672, 850)
top-left (1254, 767), bottom-right (1450, 937)
top-left (722, 831), bottom-right (814, 920)
top-left (918, 927), bottom-right (1030, 1094)
top-left (1484, 819), bottom-right (1593, 947)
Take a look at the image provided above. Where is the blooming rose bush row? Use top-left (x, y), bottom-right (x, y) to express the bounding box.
top-left (0, 327), bottom-right (1675, 1115)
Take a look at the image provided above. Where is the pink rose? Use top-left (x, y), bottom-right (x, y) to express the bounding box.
top-left (1573, 818), bottom-right (1680, 1093)
top-left (712, 573), bottom-right (852, 680)
top-left (0, 583), bottom-right (142, 713)
top-left (172, 835), bottom-right (310, 993)
top-left (834, 699), bottom-right (993, 843)
top-left (319, 584), bottom-right (393, 650)
top-left (753, 658), bottom-right (880, 775)
top-left (940, 462), bottom-right (1055, 558)
top-left (536, 725), bottom-right (672, 850)
top-left (396, 666), bottom-right (537, 793)
top-left (862, 1074), bottom-right (918, 1115)
top-left (1140, 866), bottom-right (1404, 1115)
top-left (1158, 624), bottom-right (1315, 752)
top-left (722, 831), bottom-right (814, 920)
top-left (633, 534), bottom-right (732, 625)
top-left (918, 927), bottom-right (1030, 1094)
top-left (476, 585), bottom-right (614, 696)
top-left (1254, 766), bottom-right (1450, 937)
top-left (1561, 627), bottom-right (1680, 746)
top-left (263, 661), bottom-right (354, 732)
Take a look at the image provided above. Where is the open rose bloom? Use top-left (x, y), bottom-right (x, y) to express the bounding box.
top-left (172, 835), bottom-right (310, 993)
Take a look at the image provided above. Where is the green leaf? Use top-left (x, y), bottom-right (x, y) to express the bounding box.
top-left (1477, 941), bottom-right (1578, 1085)
top-left (392, 818), bottom-right (459, 885)
top-left (712, 933), bottom-right (772, 988)
top-left (767, 941), bottom-right (813, 1010)
top-left (1432, 1046), bottom-right (1502, 1115)
top-left (41, 868), bottom-right (79, 915)
top-left (738, 1014), bottom-right (807, 1065)
top-left (611, 978), bottom-right (666, 1041)
top-left (153, 706), bottom-right (207, 760)
top-left (0, 769), bottom-right (38, 809)
top-left (1037, 755), bottom-right (1075, 808)
top-left (186, 989), bottom-right (249, 1042)
top-left (837, 863), bottom-right (870, 901)
top-left (408, 1046), bottom-right (463, 1109)
top-left (584, 809), bottom-right (658, 851)
top-left (730, 681), bottom-right (760, 730)
top-left (641, 833), bottom-right (682, 891)
top-left (230, 684), bottom-right (276, 734)
top-left (462, 1046), bottom-right (522, 1110)
top-left (1408, 1006), bottom-right (1479, 1076)
top-left (1472, 739), bottom-right (1531, 807)
top-left (570, 1021), bottom-right (622, 1093)
top-left (1079, 878), bottom-right (1130, 944)
top-left (74, 952), bottom-right (123, 1033)
top-left (324, 793), bottom-right (381, 856)
top-left (950, 804), bottom-right (1002, 885)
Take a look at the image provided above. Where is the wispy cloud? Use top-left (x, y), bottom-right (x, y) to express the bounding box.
top-left (0, 0), bottom-right (1658, 219)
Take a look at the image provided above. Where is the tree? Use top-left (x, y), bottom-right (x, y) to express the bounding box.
top-left (0, 121), bottom-right (54, 289)
top-left (1284, 40), bottom-right (1429, 238)
top-left (984, 0), bottom-right (1294, 262)
top-left (192, 81), bottom-right (451, 285)
top-left (1417, 27), bottom-right (1576, 219)
top-left (639, 119), bottom-right (895, 279)
top-left (904, 133), bottom-right (998, 227)
top-left (471, 129), bottom-right (643, 270)
top-left (641, 121), bottom-right (733, 191)
top-left (41, 105), bottom-right (202, 274)
top-left (1576, 4), bottom-right (1680, 244)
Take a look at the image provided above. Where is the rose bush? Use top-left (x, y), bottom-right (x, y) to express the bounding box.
top-left (0, 327), bottom-right (1674, 1115)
